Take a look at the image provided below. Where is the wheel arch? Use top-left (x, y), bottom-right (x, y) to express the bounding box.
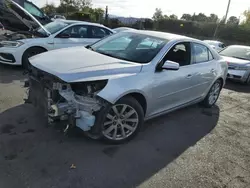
top-left (21, 46), bottom-right (48, 66)
top-left (217, 77), bottom-right (225, 89)
top-left (114, 92), bottom-right (147, 116)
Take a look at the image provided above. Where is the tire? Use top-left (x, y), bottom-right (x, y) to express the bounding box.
top-left (245, 74), bottom-right (250, 85)
top-left (202, 80), bottom-right (222, 108)
top-left (84, 96), bottom-right (144, 144)
top-left (22, 47), bottom-right (47, 70)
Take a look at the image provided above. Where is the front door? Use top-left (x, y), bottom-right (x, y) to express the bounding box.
top-left (150, 42), bottom-right (199, 116)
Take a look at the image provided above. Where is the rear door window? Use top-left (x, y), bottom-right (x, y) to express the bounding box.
top-left (60, 25), bottom-right (90, 38)
top-left (91, 26), bottom-right (112, 38)
top-left (192, 43), bottom-right (211, 63)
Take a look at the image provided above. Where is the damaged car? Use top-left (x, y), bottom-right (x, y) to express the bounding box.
top-left (0, 0), bottom-right (113, 68)
top-left (25, 30), bottom-right (228, 143)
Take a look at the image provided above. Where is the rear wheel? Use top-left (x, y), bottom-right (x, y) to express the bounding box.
top-left (22, 47), bottom-right (47, 70)
top-left (245, 74), bottom-right (250, 85)
top-left (202, 80), bottom-right (222, 108)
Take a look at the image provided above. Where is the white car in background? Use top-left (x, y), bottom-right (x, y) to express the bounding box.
top-left (113, 27), bottom-right (136, 33)
top-left (51, 15), bottom-right (66, 21)
top-left (203, 40), bottom-right (226, 52)
top-left (0, 0), bottom-right (113, 68)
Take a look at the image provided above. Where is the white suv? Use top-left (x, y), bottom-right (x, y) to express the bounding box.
top-left (0, 0), bottom-right (113, 68)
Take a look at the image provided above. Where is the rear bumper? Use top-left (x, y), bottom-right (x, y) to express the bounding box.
top-left (227, 69), bottom-right (250, 83)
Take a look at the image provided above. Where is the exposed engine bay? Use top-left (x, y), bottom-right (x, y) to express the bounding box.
top-left (25, 66), bottom-right (108, 132)
top-left (0, 30), bottom-right (45, 42)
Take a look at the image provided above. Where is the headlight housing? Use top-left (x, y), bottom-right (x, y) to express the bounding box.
top-left (71, 80), bottom-right (108, 96)
top-left (0, 41), bottom-right (24, 48)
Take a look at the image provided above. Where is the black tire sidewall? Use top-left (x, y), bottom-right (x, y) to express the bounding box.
top-left (22, 47), bottom-right (46, 69)
top-left (202, 80), bottom-right (222, 108)
top-left (88, 96), bottom-right (145, 144)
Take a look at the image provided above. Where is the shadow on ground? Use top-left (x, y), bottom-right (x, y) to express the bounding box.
top-left (0, 103), bottom-right (219, 188)
top-left (224, 80), bottom-right (250, 93)
top-left (0, 64), bottom-right (25, 84)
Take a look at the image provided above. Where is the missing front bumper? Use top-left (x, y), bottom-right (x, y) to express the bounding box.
top-left (26, 76), bottom-right (104, 132)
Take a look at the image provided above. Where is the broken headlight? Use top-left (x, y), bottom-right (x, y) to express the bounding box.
top-left (70, 80), bottom-right (108, 96)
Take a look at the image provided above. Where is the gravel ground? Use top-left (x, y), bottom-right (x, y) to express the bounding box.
top-left (0, 64), bottom-right (250, 188)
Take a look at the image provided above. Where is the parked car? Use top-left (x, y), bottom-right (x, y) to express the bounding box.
top-left (51, 15), bottom-right (66, 21)
top-left (0, 0), bottom-right (114, 68)
top-left (203, 40), bottom-right (225, 52)
top-left (219, 45), bottom-right (250, 84)
top-left (0, 0), bottom-right (51, 31)
top-left (113, 27), bottom-right (136, 33)
top-left (26, 30), bottom-right (228, 143)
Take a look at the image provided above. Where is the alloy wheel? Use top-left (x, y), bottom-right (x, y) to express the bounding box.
top-left (208, 82), bottom-right (221, 105)
top-left (102, 104), bottom-right (139, 141)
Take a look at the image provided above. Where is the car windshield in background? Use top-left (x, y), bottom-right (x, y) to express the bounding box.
top-left (37, 21), bottom-right (70, 35)
top-left (91, 32), bottom-right (168, 63)
top-left (219, 46), bottom-right (250, 61)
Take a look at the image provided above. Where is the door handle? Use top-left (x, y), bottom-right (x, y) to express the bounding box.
top-left (186, 74), bottom-right (192, 78)
top-left (210, 68), bottom-right (215, 73)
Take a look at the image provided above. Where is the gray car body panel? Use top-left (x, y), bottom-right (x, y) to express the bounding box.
top-left (29, 30), bottom-right (228, 120)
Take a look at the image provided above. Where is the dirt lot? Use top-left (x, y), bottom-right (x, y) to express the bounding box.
top-left (0, 64), bottom-right (250, 188)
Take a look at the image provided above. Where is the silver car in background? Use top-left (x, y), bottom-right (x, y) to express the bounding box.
top-left (203, 40), bottom-right (226, 52)
top-left (219, 45), bottom-right (250, 84)
top-left (26, 30), bottom-right (228, 143)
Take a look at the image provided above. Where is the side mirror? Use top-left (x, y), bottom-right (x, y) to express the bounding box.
top-left (162, 60), bottom-right (180, 70)
top-left (57, 33), bottom-right (70, 38)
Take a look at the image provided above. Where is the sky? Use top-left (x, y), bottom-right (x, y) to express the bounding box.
top-left (33, 0), bottom-right (250, 20)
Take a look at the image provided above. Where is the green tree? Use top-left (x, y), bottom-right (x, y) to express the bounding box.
top-left (181, 14), bottom-right (192, 21)
top-left (169, 14), bottom-right (178, 20)
top-left (227, 16), bottom-right (239, 25)
top-left (41, 3), bottom-right (57, 15)
top-left (163, 15), bottom-right (169, 19)
top-left (243, 10), bottom-right (250, 24)
top-left (57, 0), bottom-right (91, 15)
top-left (152, 8), bottom-right (163, 21)
top-left (208, 14), bottom-right (218, 22)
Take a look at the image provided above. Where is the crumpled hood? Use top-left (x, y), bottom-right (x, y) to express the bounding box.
top-left (222, 56), bottom-right (250, 65)
top-left (29, 47), bottom-right (142, 83)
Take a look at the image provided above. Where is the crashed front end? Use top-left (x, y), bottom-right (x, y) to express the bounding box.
top-left (25, 66), bottom-right (108, 132)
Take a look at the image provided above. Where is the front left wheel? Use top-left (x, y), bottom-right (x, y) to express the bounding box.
top-left (85, 96), bottom-right (144, 144)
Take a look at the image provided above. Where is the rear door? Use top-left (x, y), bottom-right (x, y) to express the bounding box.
top-left (189, 42), bottom-right (217, 97)
top-left (53, 24), bottom-right (95, 49)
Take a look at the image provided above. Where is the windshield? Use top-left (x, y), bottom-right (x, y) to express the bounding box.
top-left (37, 21), bottom-right (70, 35)
top-left (91, 32), bottom-right (168, 64)
top-left (24, 1), bottom-right (45, 18)
top-left (219, 46), bottom-right (250, 61)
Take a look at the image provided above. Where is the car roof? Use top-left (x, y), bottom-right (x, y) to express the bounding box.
top-left (58, 19), bottom-right (104, 27)
top-left (124, 30), bottom-right (193, 41)
top-left (227, 45), bottom-right (250, 49)
top-left (204, 40), bottom-right (222, 43)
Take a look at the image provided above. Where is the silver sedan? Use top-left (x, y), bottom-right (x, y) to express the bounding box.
top-left (219, 45), bottom-right (250, 84)
top-left (27, 30), bottom-right (228, 143)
